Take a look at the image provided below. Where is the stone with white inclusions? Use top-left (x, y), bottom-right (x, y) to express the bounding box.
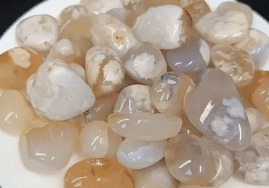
top-left (184, 69), bottom-right (251, 151)
top-left (89, 13), bottom-right (139, 57)
top-left (26, 58), bottom-right (95, 120)
top-left (80, 0), bottom-right (123, 14)
top-left (108, 112), bottom-right (182, 141)
top-left (122, 43), bottom-right (167, 85)
top-left (151, 72), bottom-right (196, 116)
top-left (166, 35), bottom-right (211, 73)
top-left (19, 121), bottom-right (79, 174)
top-left (165, 134), bottom-right (217, 185)
top-left (85, 46), bottom-right (125, 97)
top-left (195, 2), bottom-right (252, 45)
top-left (79, 121), bottom-right (122, 158)
top-left (211, 44), bottom-right (254, 87)
top-left (133, 161), bottom-right (179, 188)
top-left (133, 5), bottom-right (194, 49)
top-left (114, 84), bottom-right (155, 114)
top-left (16, 14), bottom-right (59, 52)
top-left (117, 138), bottom-right (166, 169)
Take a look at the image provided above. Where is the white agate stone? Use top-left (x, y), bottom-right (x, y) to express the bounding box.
top-left (26, 58), bottom-right (95, 120)
top-left (107, 8), bottom-right (130, 24)
top-left (16, 15), bottom-right (59, 51)
top-left (117, 138), bottom-right (167, 169)
top-left (69, 63), bottom-right (86, 81)
top-left (80, 0), bottom-right (123, 14)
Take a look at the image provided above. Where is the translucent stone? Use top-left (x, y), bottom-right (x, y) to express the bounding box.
top-left (117, 138), bottom-right (166, 169)
top-left (166, 35), bottom-right (210, 73)
top-left (253, 80), bottom-right (269, 117)
top-left (26, 58), bottom-right (95, 120)
top-left (195, 2), bottom-right (251, 45)
top-left (0, 47), bottom-right (43, 90)
top-left (83, 93), bottom-right (118, 123)
top-left (180, 113), bottom-right (203, 137)
top-left (122, 43), bottom-right (167, 85)
top-left (251, 127), bottom-right (269, 158)
top-left (165, 134), bottom-right (217, 185)
top-left (151, 72), bottom-right (196, 116)
top-left (107, 8), bottom-right (130, 24)
top-left (16, 14), bottom-right (59, 52)
top-left (89, 13), bottom-right (139, 57)
top-left (68, 63), bottom-right (86, 81)
top-left (114, 85), bottom-right (154, 114)
top-left (108, 113), bottom-right (182, 140)
top-left (245, 107), bottom-right (267, 134)
top-left (79, 121), bottom-right (122, 158)
top-left (185, 69), bottom-right (251, 151)
top-left (80, 0), bottom-right (123, 14)
top-left (178, 185), bottom-right (211, 188)
top-left (211, 44), bottom-right (254, 87)
top-left (64, 158), bottom-right (135, 188)
top-left (133, 5), bottom-right (194, 49)
top-left (133, 161), bottom-right (179, 188)
top-left (85, 46), bottom-right (125, 97)
top-left (19, 121), bottom-right (78, 173)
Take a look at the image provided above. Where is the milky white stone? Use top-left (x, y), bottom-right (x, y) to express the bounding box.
top-left (246, 107), bottom-right (267, 134)
top-left (114, 84), bottom-right (154, 114)
top-left (133, 161), bottom-right (178, 188)
top-left (26, 58), bottom-right (95, 120)
top-left (54, 38), bottom-right (74, 56)
top-left (16, 15), bottom-right (59, 51)
top-left (117, 138), bottom-right (166, 169)
top-left (68, 63), bottom-right (86, 81)
top-left (80, 0), bottom-right (123, 14)
top-left (107, 8), bottom-right (130, 24)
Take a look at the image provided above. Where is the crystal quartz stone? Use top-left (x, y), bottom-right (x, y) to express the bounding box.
top-left (165, 134), bottom-right (217, 185)
top-left (64, 158), bottom-right (135, 188)
top-left (185, 69), bottom-right (251, 151)
top-left (16, 14), bottom-right (59, 52)
top-left (83, 93), bottom-right (118, 123)
top-left (19, 121), bottom-right (78, 173)
top-left (166, 35), bottom-right (210, 73)
top-left (252, 80), bottom-right (269, 117)
top-left (89, 13), bottom-right (138, 57)
top-left (122, 43), bottom-right (167, 85)
top-left (235, 29), bottom-right (269, 69)
top-left (108, 113), bottom-right (182, 140)
top-left (117, 138), bottom-right (166, 169)
top-left (151, 72), bottom-right (196, 116)
top-left (211, 44), bottom-right (254, 87)
top-left (107, 8), bottom-right (130, 24)
top-left (0, 47), bottom-right (43, 89)
top-left (180, 113), bottom-right (203, 136)
top-left (133, 5), bottom-right (194, 50)
top-left (85, 46), bottom-right (125, 97)
top-left (26, 58), bottom-right (95, 120)
top-left (68, 63), bottom-right (86, 81)
top-left (80, 0), bottom-right (123, 14)
top-left (195, 2), bottom-right (252, 45)
top-left (133, 161), bottom-right (179, 188)
top-left (245, 107), bottom-right (267, 134)
top-left (79, 121), bottom-right (122, 158)
top-left (0, 90), bottom-right (46, 135)
top-left (114, 85), bottom-right (154, 114)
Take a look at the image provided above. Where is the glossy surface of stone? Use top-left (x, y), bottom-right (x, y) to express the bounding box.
top-left (253, 80), bottom-right (269, 117)
top-left (64, 158), bottom-right (135, 188)
top-left (0, 47), bottom-right (43, 89)
top-left (211, 44), bottom-right (254, 87)
top-left (80, 0), bottom-right (123, 14)
top-left (185, 69), bottom-right (251, 151)
top-left (108, 113), bottom-right (182, 140)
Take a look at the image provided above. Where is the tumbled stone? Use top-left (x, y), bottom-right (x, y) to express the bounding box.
top-left (26, 58), bottom-right (95, 120)
top-left (64, 158), bottom-right (135, 188)
top-left (80, 0), bottom-right (124, 14)
top-left (20, 121), bottom-right (78, 173)
top-left (0, 47), bottom-right (43, 89)
top-left (180, 113), bottom-right (203, 136)
top-left (117, 138), bottom-right (166, 169)
top-left (85, 46), bottom-right (125, 97)
top-left (151, 72), bottom-right (196, 116)
top-left (178, 185), bottom-right (212, 188)
top-left (16, 14), bottom-right (59, 52)
top-left (133, 161), bottom-right (178, 188)
top-left (114, 85), bottom-right (155, 114)
top-left (108, 112), bottom-right (182, 140)
top-left (195, 2), bottom-right (251, 45)
top-left (89, 13), bottom-right (138, 57)
top-left (245, 107), bottom-right (267, 134)
top-left (68, 63), bottom-right (86, 81)
top-left (166, 35), bottom-right (210, 73)
top-left (79, 121), bottom-right (122, 158)
top-left (122, 43), bottom-right (167, 85)
top-left (133, 5), bottom-right (194, 49)
top-left (185, 69), bottom-right (251, 151)
top-left (253, 80), bottom-right (269, 117)
top-left (165, 134), bottom-right (217, 185)
top-left (211, 44), bottom-right (254, 87)
top-left (251, 127), bottom-right (269, 158)
top-left (107, 8), bottom-right (130, 24)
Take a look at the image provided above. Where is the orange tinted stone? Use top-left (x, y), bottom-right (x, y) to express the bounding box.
top-left (252, 80), bottom-right (269, 118)
top-left (64, 158), bottom-right (135, 188)
top-left (0, 47), bottom-right (43, 89)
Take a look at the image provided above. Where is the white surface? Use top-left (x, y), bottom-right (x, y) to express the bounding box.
top-left (0, 0), bottom-right (269, 188)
